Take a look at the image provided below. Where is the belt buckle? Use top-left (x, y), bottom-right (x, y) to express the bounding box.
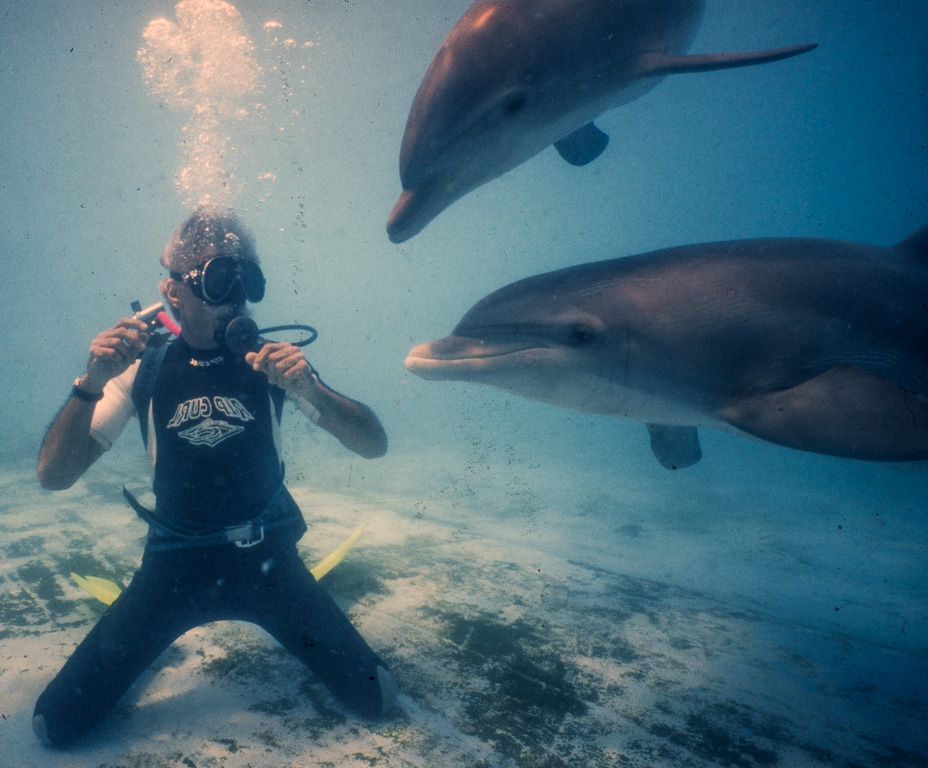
top-left (229, 524), bottom-right (265, 548)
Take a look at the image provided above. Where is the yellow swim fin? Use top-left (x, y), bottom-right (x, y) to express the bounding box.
top-left (311, 522), bottom-right (368, 580)
top-left (70, 573), bottom-right (124, 606)
top-left (71, 522), bottom-right (368, 605)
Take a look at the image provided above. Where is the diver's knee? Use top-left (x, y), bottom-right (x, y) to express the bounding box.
top-left (32, 714), bottom-right (53, 746)
top-left (31, 710), bottom-right (81, 748)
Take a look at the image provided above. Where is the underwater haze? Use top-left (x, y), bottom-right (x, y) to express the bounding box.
top-left (1, 0), bottom-right (927, 766)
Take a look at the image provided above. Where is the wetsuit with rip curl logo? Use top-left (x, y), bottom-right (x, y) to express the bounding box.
top-left (33, 336), bottom-right (395, 747)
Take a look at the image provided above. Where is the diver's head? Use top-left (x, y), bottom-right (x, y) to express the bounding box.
top-left (160, 205), bottom-right (259, 274)
top-left (159, 207), bottom-right (265, 349)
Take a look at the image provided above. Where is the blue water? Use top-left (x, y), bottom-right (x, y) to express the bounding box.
top-left (1, 1), bottom-right (926, 766)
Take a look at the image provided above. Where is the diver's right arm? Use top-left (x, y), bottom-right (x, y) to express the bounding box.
top-left (37, 318), bottom-right (148, 490)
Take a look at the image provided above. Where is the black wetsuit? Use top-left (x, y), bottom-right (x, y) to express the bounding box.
top-left (34, 338), bottom-right (391, 746)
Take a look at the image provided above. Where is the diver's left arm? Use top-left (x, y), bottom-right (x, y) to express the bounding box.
top-left (247, 342), bottom-right (388, 459)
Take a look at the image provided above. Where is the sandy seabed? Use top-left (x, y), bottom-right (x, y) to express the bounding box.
top-left (0, 432), bottom-right (925, 768)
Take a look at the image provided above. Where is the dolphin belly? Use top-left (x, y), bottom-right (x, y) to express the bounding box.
top-left (719, 366), bottom-right (928, 461)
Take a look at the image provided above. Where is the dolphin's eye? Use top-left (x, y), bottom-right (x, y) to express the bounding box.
top-left (566, 324), bottom-right (598, 347)
top-left (504, 93), bottom-right (527, 114)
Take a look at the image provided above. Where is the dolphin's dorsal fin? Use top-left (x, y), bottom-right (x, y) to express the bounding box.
top-left (639, 43), bottom-right (817, 77)
top-left (894, 223), bottom-right (928, 258)
top-left (554, 122), bottom-right (610, 166)
top-left (646, 424), bottom-right (702, 470)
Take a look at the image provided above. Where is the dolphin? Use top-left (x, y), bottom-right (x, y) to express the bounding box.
top-left (387, 0), bottom-right (816, 243)
top-left (405, 223), bottom-right (928, 469)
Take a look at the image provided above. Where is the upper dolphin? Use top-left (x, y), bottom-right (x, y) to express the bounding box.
top-left (387, 0), bottom-right (816, 243)
top-left (405, 223), bottom-right (928, 469)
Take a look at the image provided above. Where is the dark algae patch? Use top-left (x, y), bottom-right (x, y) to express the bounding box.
top-left (248, 694), bottom-right (300, 716)
top-left (4, 535), bottom-right (46, 559)
top-left (0, 586), bottom-right (49, 637)
top-left (648, 713), bottom-right (778, 767)
top-left (430, 607), bottom-right (590, 766)
top-left (632, 699), bottom-right (792, 768)
top-left (213, 738), bottom-right (242, 753)
top-left (16, 560), bottom-right (70, 608)
top-left (0, 560), bottom-right (83, 632)
top-left (200, 643), bottom-right (293, 686)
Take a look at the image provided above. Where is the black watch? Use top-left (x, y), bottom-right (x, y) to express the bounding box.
top-left (71, 378), bottom-right (104, 403)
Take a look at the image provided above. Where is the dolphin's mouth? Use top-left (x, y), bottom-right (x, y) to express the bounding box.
top-left (405, 335), bottom-right (551, 380)
top-left (389, 125), bottom-right (497, 244)
top-left (387, 179), bottom-right (457, 244)
top-left (386, 189), bottom-right (422, 244)
top-left (387, 169), bottom-right (471, 244)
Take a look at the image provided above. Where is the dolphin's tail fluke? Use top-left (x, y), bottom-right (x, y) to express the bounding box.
top-left (640, 43), bottom-right (817, 77)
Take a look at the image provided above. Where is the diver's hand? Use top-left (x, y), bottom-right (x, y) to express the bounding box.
top-left (78, 317), bottom-right (150, 394)
top-left (247, 341), bottom-right (387, 458)
top-left (246, 342), bottom-right (318, 397)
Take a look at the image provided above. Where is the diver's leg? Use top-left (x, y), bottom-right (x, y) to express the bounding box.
top-left (241, 544), bottom-right (396, 718)
top-left (32, 550), bottom-right (202, 746)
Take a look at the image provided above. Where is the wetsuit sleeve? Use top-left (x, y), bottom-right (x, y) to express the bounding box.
top-left (89, 361), bottom-right (140, 450)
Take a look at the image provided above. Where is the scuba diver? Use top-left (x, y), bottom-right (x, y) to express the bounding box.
top-left (33, 207), bottom-right (396, 747)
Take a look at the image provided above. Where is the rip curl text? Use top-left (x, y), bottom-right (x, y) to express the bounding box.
top-left (167, 396), bottom-right (255, 428)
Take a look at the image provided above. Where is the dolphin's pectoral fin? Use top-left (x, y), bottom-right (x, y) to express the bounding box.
top-left (646, 424), bottom-right (702, 470)
top-left (554, 122), bottom-right (609, 166)
top-left (639, 43), bottom-right (817, 77)
top-left (719, 366), bottom-right (928, 462)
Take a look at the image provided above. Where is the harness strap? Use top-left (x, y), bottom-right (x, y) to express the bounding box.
top-left (131, 331), bottom-right (170, 448)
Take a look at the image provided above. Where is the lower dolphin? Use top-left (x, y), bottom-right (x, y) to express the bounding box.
top-left (405, 223), bottom-right (928, 468)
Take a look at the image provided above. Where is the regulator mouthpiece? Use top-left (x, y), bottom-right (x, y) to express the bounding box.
top-left (220, 316), bottom-right (319, 356)
top-left (223, 316), bottom-right (261, 355)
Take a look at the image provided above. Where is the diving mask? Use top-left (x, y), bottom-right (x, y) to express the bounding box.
top-left (171, 255), bottom-right (266, 305)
